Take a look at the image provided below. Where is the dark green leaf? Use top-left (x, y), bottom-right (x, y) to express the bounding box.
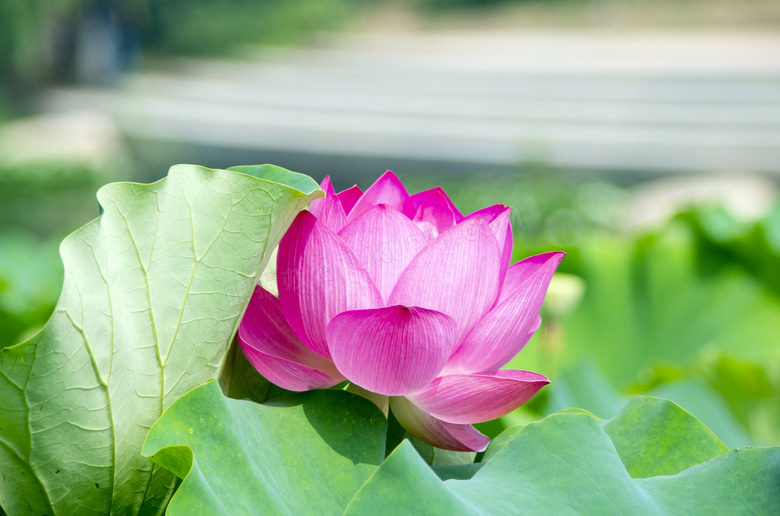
top-left (217, 337), bottom-right (272, 404)
top-left (431, 463), bottom-right (483, 481)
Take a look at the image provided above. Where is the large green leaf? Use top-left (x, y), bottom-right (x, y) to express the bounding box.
top-left (347, 398), bottom-right (779, 515)
top-left (485, 396), bottom-right (728, 477)
top-left (142, 381), bottom-right (386, 515)
top-left (0, 164), bottom-right (321, 515)
top-left (140, 385), bottom-right (779, 515)
top-left (216, 335), bottom-right (273, 404)
top-left (540, 359), bottom-right (756, 451)
top-left (602, 397), bottom-right (729, 478)
top-left (649, 380), bottom-right (753, 449)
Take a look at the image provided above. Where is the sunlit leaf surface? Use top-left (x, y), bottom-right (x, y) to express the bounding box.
top-left (144, 385), bottom-right (779, 515)
top-left (0, 164), bottom-right (321, 515)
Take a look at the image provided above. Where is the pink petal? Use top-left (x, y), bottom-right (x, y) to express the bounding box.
top-left (411, 187), bottom-right (463, 234)
top-left (338, 204), bottom-right (426, 301)
top-left (410, 187), bottom-right (464, 220)
top-left (348, 170), bottom-right (417, 222)
top-left (307, 176), bottom-right (348, 233)
top-left (390, 396), bottom-right (489, 452)
top-left (463, 204), bottom-right (507, 224)
top-left (406, 370), bottom-right (549, 424)
top-left (487, 208), bottom-right (513, 286)
top-left (445, 252), bottom-right (564, 373)
top-left (415, 220), bottom-right (441, 244)
top-left (388, 217), bottom-right (501, 345)
top-left (336, 185), bottom-right (363, 215)
top-left (277, 210), bottom-right (383, 358)
top-left (321, 176), bottom-right (337, 195)
top-left (463, 204), bottom-right (513, 283)
top-left (499, 251), bottom-right (566, 304)
top-left (239, 287), bottom-right (344, 391)
top-left (327, 305), bottom-right (457, 396)
top-left (528, 314), bottom-right (542, 334)
top-left (307, 176), bottom-right (335, 214)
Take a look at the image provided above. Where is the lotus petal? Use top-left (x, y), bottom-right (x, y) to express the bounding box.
top-left (410, 186), bottom-right (464, 220)
top-left (406, 370), bottom-right (549, 424)
top-left (348, 170), bottom-right (417, 221)
top-left (488, 208), bottom-right (513, 285)
top-left (277, 210), bottom-right (383, 358)
top-left (463, 204), bottom-right (507, 224)
top-left (336, 185), bottom-right (363, 215)
top-left (390, 396), bottom-right (489, 452)
top-left (498, 251), bottom-right (565, 304)
top-left (327, 305), bottom-right (456, 396)
top-left (411, 187), bottom-right (463, 234)
top-left (462, 204), bottom-right (513, 282)
top-left (338, 204), bottom-right (426, 301)
top-left (239, 287), bottom-right (344, 391)
top-left (446, 252), bottom-right (564, 373)
top-left (307, 176), bottom-right (348, 232)
top-left (388, 218), bottom-right (501, 344)
top-left (415, 220), bottom-right (441, 244)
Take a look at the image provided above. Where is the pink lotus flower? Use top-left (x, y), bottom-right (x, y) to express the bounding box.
top-left (239, 171), bottom-right (563, 452)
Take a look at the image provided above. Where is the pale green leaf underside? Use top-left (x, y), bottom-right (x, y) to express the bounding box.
top-left (0, 164), bottom-right (322, 516)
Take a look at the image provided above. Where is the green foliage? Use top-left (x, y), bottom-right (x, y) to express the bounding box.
top-left (144, 0), bottom-right (365, 56)
top-left (534, 356), bottom-right (771, 450)
top-left (561, 225), bottom-right (779, 383)
top-left (507, 201), bottom-right (780, 399)
top-left (544, 360), bottom-right (625, 419)
top-left (0, 231), bottom-right (62, 348)
top-left (601, 397), bottom-right (729, 478)
top-left (0, 161), bottom-right (108, 237)
top-left (0, 164), bottom-right (322, 515)
top-left (1, 161), bottom-right (777, 513)
top-left (143, 381), bottom-right (387, 515)
top-left (432, 185), bottom-right (780, 448)
top-left (677, 203), bottom-right (780, 297)
top-left (402, 169), bottom-right (624, 245)
top-left (648, 380), bottom-right (753, 449)
top-left (688, 352), bottom-right (780, 445)
top-left (0, 157), bottom-right (126, 349)
top-left (141, 381), bottom-right (780, 514)
top-left (415, 0), bottom-right (569, 12)
top-left (0, 0), bottom-right (83, 84)
top-left (349, 404), bottom-right (778, 515)
top-left (0, 0), bottom-right (367, 95)
top-left (404, 173), bottom-right (780, 449)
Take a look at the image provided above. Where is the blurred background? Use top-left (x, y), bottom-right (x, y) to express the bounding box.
top-left (1, 0), bottom-right (779, 447)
